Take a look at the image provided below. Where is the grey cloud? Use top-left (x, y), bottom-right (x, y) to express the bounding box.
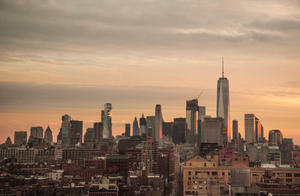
top-left (0, 81), bottom-right (215, 112)
top-left (1, 0), bottom-right (299, 56)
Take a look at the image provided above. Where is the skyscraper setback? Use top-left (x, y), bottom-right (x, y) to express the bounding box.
top-left (216, 59), bottom-right (231, 141)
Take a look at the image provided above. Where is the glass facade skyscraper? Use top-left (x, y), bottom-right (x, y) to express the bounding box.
top-left (216, 60), bottom-right (231, 141)
top-left (186, 99), bottom-right (198, 144)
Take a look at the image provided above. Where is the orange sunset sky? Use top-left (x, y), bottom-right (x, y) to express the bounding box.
top-left (0, 0), bottom-right (299, 145)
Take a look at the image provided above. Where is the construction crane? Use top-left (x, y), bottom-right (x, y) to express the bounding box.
top-left (197, 92), bottom-right (203, 100)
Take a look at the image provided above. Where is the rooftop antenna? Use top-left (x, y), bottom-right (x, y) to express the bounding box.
top-left (222, 57), bottom-right (224, 78)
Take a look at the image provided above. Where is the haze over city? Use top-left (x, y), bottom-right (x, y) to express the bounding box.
top-left (0, 0), bottom-right (300, 144)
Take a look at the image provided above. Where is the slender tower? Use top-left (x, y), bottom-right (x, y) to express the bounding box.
top-left (103, 103), bottom-right (112, 139)
top-left (155, 104), bottom-right (162, 142)
top-left (216, 58), bottom-right (231, 141)
top-left (133, 117), bottom-right (139, 136)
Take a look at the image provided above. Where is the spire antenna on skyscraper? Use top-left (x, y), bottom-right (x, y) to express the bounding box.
top-left (222, 57), bottom-right (224, 78)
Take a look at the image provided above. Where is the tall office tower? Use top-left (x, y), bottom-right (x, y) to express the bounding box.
top-left (255, 117), bottom-right (262, 142)
top-left (155, 104), bottom-right (163, 142)
top-left (232, 120), bottom-right (238, 141)
top-left (101, 110), bottom-right (105, 122)
top-left (14, 131), bottom-right (27, 145)
top-left (173, 118), bottom-right (186, 144)
top-left (261, 125), bottom-right (264, 139)
top-left (186, 99), bottom-right (198, 144)
top-left (103, 103), bottom-right (112, 139)
top-left (197, 106), bottom-right (206, 135)
top-left (146, 116), bottom-right (155, 136)
top-left (61, 114), bottom-right (71, 145)
top-left (139, 114), bottom-right (147, 136)
top-left (162, 122), bottom-right (173, 137)
top-left (30, 126), bottom-right (43, 139)
top-left (84, 128), bottom-right (94, 143)
top-left (94, 122), bottom-right (103, 143)
top-left (133, 117), bottom-right (139, 136)
top-left (244, 114), bottom-right (256, 144)
top-left (70, 120), bottom-right (83, 142)
top-left (280, 138), bottom-right (294, 165)
top-left (216, 59), bottom-right (231, 140)
top-left (125, 123), bottom-right (131, 137)
top-left (202, 117), bottom-right (225, 146)
top-left (44, 125), bottom-right (53, 143)
top-left (142, 133), bottom-right (159, 174)
top-left (268, 129), bottom-right (283, 146)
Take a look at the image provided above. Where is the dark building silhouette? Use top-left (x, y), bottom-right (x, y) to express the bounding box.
top-left (232, 120), bottom-right (238, 141)
top-left (172, 118), bottom-right (186, 144)
top-left (133, 117), bottom-right (139, 136)
top-left (162, 122), bottom-right (173, 137)
top-left (125, 124), bottom-right (130, 137)
top-left (70, 120), bottom-right (83, 143)
top-left (94, 122), bottom-right (103, 143)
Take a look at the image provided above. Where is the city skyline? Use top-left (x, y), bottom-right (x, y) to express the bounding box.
top-left (0, 0), bottom-right (299, 145)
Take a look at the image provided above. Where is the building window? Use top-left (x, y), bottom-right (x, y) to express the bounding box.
top-left (286, 179), bottom-right (292, 183)
top-left (199, 181), bottom-right (202, 184)
top-left (193, 181), bottom-right (197, 184)
top-left (294, 173), bottom-right (300, 177)
top-left (204, 163), bottom-right (206, 167)
top-left (188, 177), bottom-right (191, 180)
top-left (211, 155), bottom-right (214, 159)
top-left (222, 172), bottom-right (225, 176)
top-left (286, 173), bottom-right (292, 177)
top-left (277, 173), bottom-right (284, 177)
top-left (199, 185), bottom-right (202, 189)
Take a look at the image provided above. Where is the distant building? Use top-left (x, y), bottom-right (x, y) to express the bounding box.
top-left (162, 122), bottom-right (173, 137)
top-left (139, 114), bottom-right (147, 136)
top-left (94, 122), bottom-right (103, 143)
top-left (146, 116), bottom-right (155, 136)
top-left (216, 59), bottom-right (231, 141)
top-left (103, 103), bottom-right (113, 139)
top-left (173, 118), bottom-right (186, 144)
top-left (155, 104), bottom-right (162, 142)
top-left (133, 117), bottom-right (139, 136)
top-left (255, 117), bottom-right (262, 142)
top-left (269, 129), bottom-right (283, 146)
top-left (142, 133), bottom-right (158, 174)
top-left (186, 99), bottom-right (198, 144)
top-left (84, 128), bottom-right (94, 143)
top-left (44, 125), bottom-right (53, 143)
top-left (202, 117), bottom-right (225, 146)
top-left (197, 106), bottom-right (206, 135)
top-left (280, 138), bottom-right (294, 165)
top-left (30, 126), bottom-right (43, 139)
top-left (61, 114), bottom-right (71, 145)
top-left (14, 131), bottom-right (27, 145)
top-left (245, 114), bottom-right (256, 144)
top-left (232, 120), bottom-right (238, 141)
top-left (125, 123), bottom-right (130, 137)
top-left (70, 120), bottom-right (83, 142)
